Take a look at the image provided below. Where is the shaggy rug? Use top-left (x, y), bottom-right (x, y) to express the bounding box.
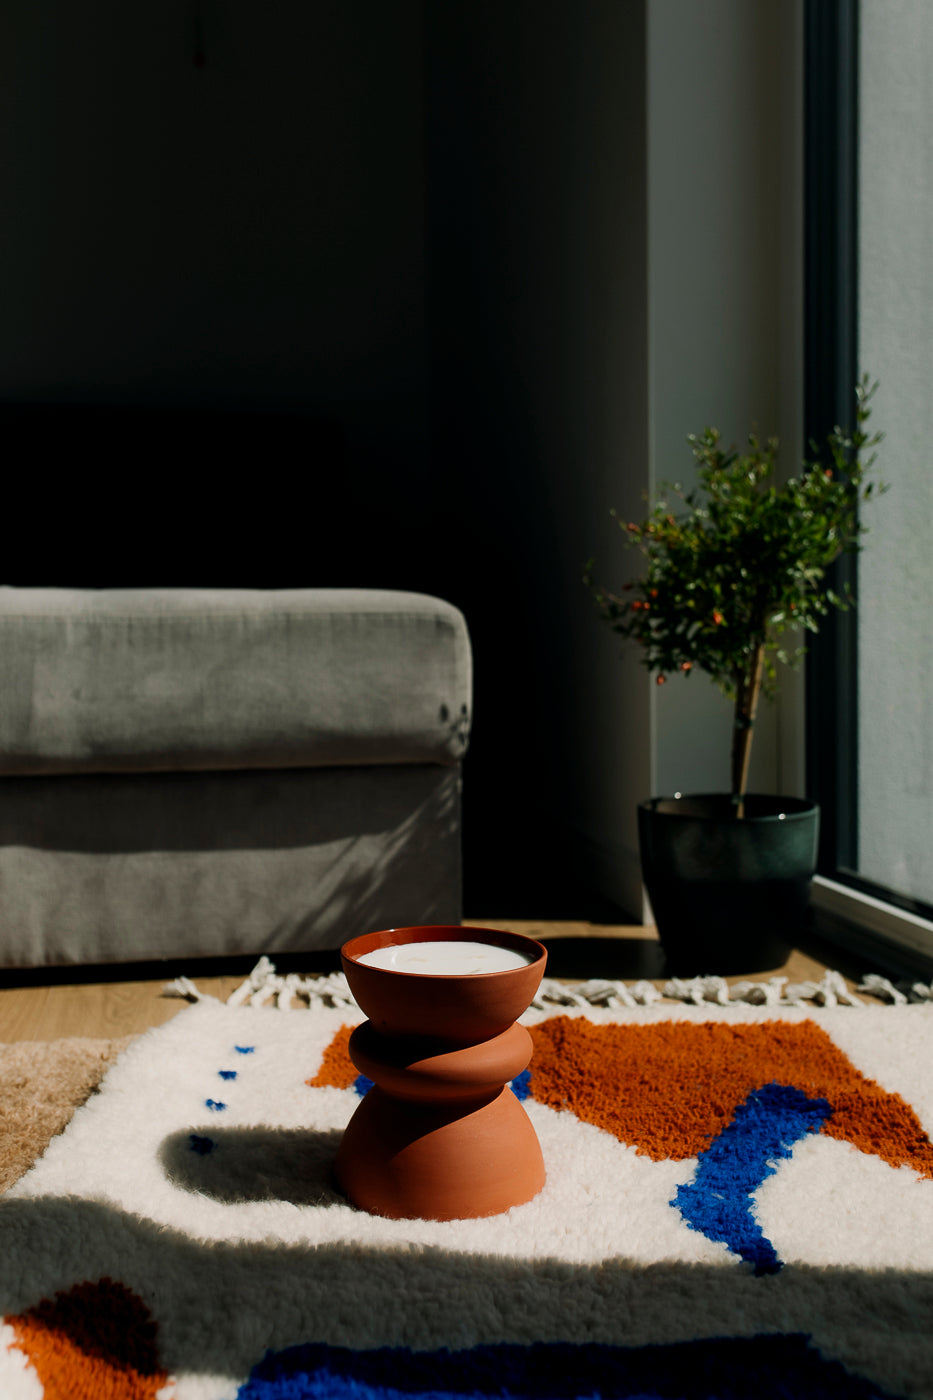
top-left (2, 988), bottom-right (933, 1400)
top-left (0, 1037), bottom-right (133, 1195)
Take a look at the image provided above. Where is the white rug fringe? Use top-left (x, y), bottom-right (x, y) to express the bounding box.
top-left (163, 959), bottom-right (933, 1011)
top-left (857, 972), bottom-right (910, 1004)
top-left (161, 975), bottom-right (207, 1002)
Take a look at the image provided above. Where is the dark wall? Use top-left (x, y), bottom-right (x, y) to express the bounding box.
top-left (1, 0), bottom-right (432, 589)
top-left (425, 1), bottom-right (649, 915)
top-left (1, 1), bottom-right (649, 918)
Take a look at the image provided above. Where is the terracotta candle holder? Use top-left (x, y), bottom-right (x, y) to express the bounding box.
top-left (334, 924), bottom-right (548, 1221)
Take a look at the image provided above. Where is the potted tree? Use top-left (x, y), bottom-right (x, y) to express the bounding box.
top-left (585, 378), bottom-right (883, 974)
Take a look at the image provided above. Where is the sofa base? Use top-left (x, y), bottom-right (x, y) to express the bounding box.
top-left (0, 764), bottom-right (462, 969)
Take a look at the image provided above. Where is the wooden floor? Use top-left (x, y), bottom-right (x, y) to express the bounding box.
top-left (0, 919), bottom-right (866, 1043)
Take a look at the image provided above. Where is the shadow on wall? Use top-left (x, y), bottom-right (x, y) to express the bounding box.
top-left (0, 401), bottom-right (633, 922)
top-left (0, 404), bottom-right (432, 591)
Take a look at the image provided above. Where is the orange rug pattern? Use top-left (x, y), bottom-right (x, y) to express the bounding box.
top-left (6, 1279), bottom-right (167, 1400)
top-left (525, 1017), bottom-right (933, 1178)
top-left (310, 1015), bottom-right (933, 1180)
top-left (308, 1022), bottom-right (358, 1091)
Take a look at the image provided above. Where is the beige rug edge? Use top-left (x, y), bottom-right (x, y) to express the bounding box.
top-left (0, 1035), bottom-right (135, 1194)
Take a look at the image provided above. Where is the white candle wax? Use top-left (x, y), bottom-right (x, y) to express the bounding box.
top-left (356, 939), bottom-right (533, 976)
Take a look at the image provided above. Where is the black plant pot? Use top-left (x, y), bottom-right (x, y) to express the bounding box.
top-left (637, 794), bottom-right (820, 976)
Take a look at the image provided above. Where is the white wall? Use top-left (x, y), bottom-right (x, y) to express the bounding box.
top-left (427, 0), bottom-right (806, 919)
top-left (647, 0), bottom-right (805, 814)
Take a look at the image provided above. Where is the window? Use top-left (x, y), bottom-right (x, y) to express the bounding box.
top-left (805, 0), bottom-right (933, 969)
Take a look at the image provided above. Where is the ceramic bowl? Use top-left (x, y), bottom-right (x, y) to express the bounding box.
top-left (340, 924), bottom-right (547, 1042)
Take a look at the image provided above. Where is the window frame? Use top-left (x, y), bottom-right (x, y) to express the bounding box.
top-left (803, 0), bottom-right (933, 977)
top-left (803, 0), bottom-right (859, 878)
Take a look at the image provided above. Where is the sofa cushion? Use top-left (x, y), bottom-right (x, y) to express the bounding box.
top-left (0, 588), bottom-right (472, 775)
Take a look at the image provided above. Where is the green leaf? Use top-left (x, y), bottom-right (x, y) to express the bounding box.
top-left (585, 376), bottom-right (883, 789)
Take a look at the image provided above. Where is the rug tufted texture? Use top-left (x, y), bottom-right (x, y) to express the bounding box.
top-left (2, 996), bottom-right (932, 1399)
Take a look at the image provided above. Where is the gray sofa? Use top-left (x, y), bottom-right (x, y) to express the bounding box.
top-left (0, 587), bottom-right (472, 969)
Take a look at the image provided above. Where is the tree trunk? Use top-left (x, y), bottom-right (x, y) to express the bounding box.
top-left (731, 642), bottom-right (765, 818)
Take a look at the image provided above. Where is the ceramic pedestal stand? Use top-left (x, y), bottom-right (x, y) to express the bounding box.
top-left (334, 925), bottom-right (547, 1222)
